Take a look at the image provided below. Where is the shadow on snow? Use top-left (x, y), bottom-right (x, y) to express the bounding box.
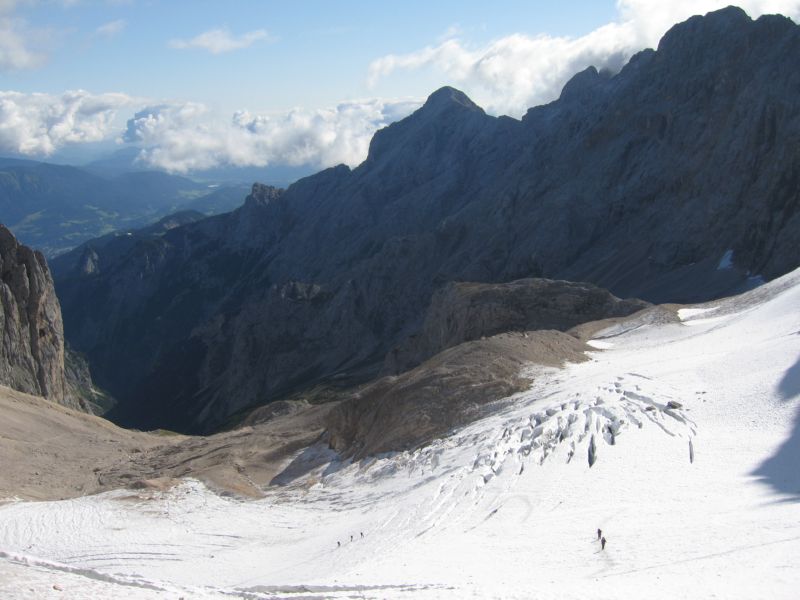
top-left (752, 354), bottom-right (800, 501)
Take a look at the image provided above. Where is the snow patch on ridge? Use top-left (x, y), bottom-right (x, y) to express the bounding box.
top-left (586, 339), bottom-right (613, 349)
top-left (678, 306), bottom-right (719, 321)
top-left (717, 249), bottom-right (734, 270)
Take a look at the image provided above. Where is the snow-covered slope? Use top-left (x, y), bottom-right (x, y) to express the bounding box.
top-left (2, 268), bottom-right (800, 599)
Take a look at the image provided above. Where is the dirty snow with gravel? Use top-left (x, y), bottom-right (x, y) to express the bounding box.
top-left (1, 268), bottom-right (800, 599)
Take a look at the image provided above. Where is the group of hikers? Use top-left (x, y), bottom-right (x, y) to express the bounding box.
top-left (597, 528), bottom-right (607, 550)
top-left (337, 529), bottom-right (606, 549)
top-left (337, 532), bottom-right (365, 548)
top-left (337, 529), bottom-right (605, 553)
top-left (337, 529), bottom-right (605, 551)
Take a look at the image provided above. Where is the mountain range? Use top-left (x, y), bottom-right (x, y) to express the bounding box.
top-left (47, 6), bottom-right (800, 436)
top-left (1, 8), bottom-right (800, 597)
top-left (0, 158), bottom-right (251, 257)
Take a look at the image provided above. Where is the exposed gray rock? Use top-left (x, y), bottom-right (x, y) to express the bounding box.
top-left (51, 8), bottom-right (800, 433)
top-left (327, 331), bottom-right (588, 458)
top-left (244, 183), bottom-right (283, 208)
top-left (385, 278), bottom-right (649, 373)
top-left (0, 225), bottom-right (71, 405)
top-left (78, 247), bottom-right (99, 276)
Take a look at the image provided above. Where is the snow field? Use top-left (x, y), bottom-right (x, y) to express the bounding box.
top-left (1, 268), bottom-right (800, 598)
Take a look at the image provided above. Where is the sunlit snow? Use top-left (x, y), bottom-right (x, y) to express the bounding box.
top-left (2, 268), bottom-right (800, 599)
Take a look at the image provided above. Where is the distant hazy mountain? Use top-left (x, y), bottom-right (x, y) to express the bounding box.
top-left (184, 163), bottom-right (316, 188)
top-left (0, 159), bottom-right (249, 256)
top-left (81, 147), bottom-right (145, 178)
top-left (182, 184), bottom-right (252, 215)
top-left (54, 8), bottom-right (800, 433)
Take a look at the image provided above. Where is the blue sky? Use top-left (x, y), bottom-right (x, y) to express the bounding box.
top-left (1, 1), bottom-right (798, 172)
top-left (7, 0), bottom-right (618, 112)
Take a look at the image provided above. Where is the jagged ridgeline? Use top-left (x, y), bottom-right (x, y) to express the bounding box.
top-left (52, 7), bottom-right (800, 433)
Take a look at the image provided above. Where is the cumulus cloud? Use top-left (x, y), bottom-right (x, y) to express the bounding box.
top-left (0, 90), bottom-right (135, 155)
top-left (368, 0), bottom-right (800, 116)
top-left (4, 1), bottom-right (799, 172)
top-left (123, 98), bottom-right (421, 173)
top-left (95, 18), bottom-right (125, 37)
top-left (0, 87), bottom-right (418, 170)
top-left (169, 28), bottom-right (271, 54)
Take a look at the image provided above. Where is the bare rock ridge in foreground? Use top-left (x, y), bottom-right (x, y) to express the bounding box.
top-left (0, 225), bottom-right (71, 406)
top-left (52, 7), bottom-right (800, 433)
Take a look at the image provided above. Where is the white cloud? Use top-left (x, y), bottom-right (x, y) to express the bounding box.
top-left (0, 15), bottom-right (50, 70)
top-left (0, 90), bottom-right (135, 155)
top-left (0, 87), bottom-right (419, 170)
top-left (123, 99), bottom-right (421, 173)
top-left (368, 0), bottom-right (800, 117)
top-left (3, 1), bottom-right (799, 172)
top-left (169, 27), bottom-right (271, 54)
top-left (95, 18), bottom-right (125, 37)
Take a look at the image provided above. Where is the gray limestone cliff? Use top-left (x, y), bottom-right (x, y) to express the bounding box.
top-left (0, 225), bottom-right (77, 407)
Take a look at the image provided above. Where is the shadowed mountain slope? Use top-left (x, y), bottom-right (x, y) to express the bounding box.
top-left (53, 8), bottom-right (800, 432)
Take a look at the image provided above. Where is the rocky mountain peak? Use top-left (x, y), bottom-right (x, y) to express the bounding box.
top-left (559, 66), bottom-right (609, 103)
top-left (421, 86), bottom-right (483, 114)
top-left (363, 86), bottom-right (491, 168)
top-left (657, 6), bottom-right (751, 54)
top-left (243, 183), bottom-right (284, 209)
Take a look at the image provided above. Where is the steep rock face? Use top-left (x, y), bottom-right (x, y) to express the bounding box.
top-left (53, 8), bottom-right (800, 433)
top-left (534, 8), bottom-right (800, 297)
top-left (0, 225), bottom-right (72, 405)
top-left (385, 279), bottom-right (649, 373)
